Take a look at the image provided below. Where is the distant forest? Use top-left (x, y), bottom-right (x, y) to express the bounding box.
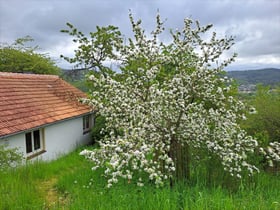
top-left (62, 68), bottom-right (280, 92)
top-left (227, 68), bottom-right (280, 87)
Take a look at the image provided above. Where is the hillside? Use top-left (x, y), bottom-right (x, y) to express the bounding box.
top-left (227, 68), bottom-right (280, 87)
top-left (62, 68), bottom-right (280, 93)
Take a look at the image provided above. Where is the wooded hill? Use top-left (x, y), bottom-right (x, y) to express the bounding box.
top-left (227, 68), bottom-right (280, 87)
top-left (62, 68), bottom-right (280, 92)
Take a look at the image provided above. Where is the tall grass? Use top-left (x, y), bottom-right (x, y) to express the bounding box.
top-left (0, 148), bottom-right (279, 210)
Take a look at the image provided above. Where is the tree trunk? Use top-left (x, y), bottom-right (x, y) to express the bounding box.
top-left (169, 135), bottom-right (190, 187)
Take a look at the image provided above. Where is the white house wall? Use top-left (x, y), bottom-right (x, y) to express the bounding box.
top-left (0, 116), bottom-right (92, 161)
top-left (42, 116), bottom-right (91, 160)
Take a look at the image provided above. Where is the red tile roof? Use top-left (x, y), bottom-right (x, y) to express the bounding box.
top-left (0, 72), bottom-right (92, 137)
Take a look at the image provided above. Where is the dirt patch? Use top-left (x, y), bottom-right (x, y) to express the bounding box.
top-left (37, 177), bottom-right (70, 209)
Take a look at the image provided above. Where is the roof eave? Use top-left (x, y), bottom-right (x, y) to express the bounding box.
top-left (0, 111), bottom-right (95, 139)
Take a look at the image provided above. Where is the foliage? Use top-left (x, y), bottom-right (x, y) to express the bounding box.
top-left (244, 85), bottom-right (280, 142)
top-left (0, 36), bottom-right (61, 75)
top-left (91, 115), bottom-right (107, 143)
top-left (0, 144), bottom-right (23, 170)
top-left (61, 24), bottom-right (122, 72)
top-left (63, 13), bottom-right (280, 187)
top-left (241, 85), bottom-right (280, 168)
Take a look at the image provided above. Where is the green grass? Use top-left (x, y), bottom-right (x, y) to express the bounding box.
top-left (1, 148), bottom-right (279, 210)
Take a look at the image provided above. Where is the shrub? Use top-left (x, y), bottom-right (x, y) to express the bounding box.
top-left (242, 85), bottom-right (280, 171)
top-left (91, 115), bottom-right (107, 143)
top-left (0, 144), bottom-right (23, 170)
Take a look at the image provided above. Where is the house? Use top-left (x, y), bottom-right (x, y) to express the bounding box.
top-left (0, 72), bottom-right (94, 161)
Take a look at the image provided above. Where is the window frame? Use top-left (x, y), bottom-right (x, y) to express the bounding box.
top-left (83, 114), bottom-right (92, 134)
top-left (25, 129), bottom-right (45, 159)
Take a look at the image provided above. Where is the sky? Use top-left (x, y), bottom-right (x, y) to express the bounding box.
top-left (0, 0), bottom-right (279, 71)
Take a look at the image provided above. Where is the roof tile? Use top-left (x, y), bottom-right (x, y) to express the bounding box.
top-left (0, 72), bottom-right (92, 137)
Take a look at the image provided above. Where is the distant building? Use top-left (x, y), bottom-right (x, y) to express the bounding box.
top-left (238, 84), bottom-right (256, 93)
top-left (0, 72), bottom-right (94, 160)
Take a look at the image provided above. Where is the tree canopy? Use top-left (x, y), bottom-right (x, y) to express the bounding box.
top-left (0, 36), bottom-right (61, 75)
top-left (62, 13), bottom-right (280, 188)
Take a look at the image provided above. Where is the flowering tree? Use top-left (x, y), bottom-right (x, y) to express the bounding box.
top-left (63, 13), bottom-right (279, 187)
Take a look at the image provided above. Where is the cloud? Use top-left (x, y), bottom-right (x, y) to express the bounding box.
top-left (1, 0), bottom-right (279, 70)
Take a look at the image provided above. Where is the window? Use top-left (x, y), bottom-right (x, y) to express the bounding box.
top-left (25, 132), bottom-right (32, 153)
top-left (25, 129), bottom-right (44, 158)
top-left (83, 115), bottom-right (92, 134)
top-left (33, 130), bottom-right (41, 150)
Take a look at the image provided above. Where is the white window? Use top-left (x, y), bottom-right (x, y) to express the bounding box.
top-left (25, 129), bottom-right (44, 158)
top-left (83, 115), bottom-right (92, 134)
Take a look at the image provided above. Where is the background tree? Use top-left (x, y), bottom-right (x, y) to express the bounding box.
top-left (0, 36), bottom-right (61, 75)
top-left (241, 85), bottom-right (280, 169)
top-left (63, 13), bottom-right (280, 187)
top-left (243, 85), bottom-right (280, 143)
top-left (60, 24), bottom-right (122, 74)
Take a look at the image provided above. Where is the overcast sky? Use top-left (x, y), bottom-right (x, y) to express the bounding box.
top-left (0, 0), bottom-right (279, 71)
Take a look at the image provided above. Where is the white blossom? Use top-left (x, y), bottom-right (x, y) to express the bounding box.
top-left (78, 13), bottom-right (279, 188)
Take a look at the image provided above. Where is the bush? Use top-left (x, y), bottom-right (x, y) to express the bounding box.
top-left (91, 115), bottom-right (107, 143)
top-left (0, 144), bottom-right (23, 170)
top-left (242, 85), bottom-right (280, 144)
top-left (241, 85), bottom-right (280, 171)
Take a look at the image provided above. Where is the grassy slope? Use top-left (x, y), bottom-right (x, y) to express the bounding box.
top-left (0, 148), bottom-right (279, 210)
